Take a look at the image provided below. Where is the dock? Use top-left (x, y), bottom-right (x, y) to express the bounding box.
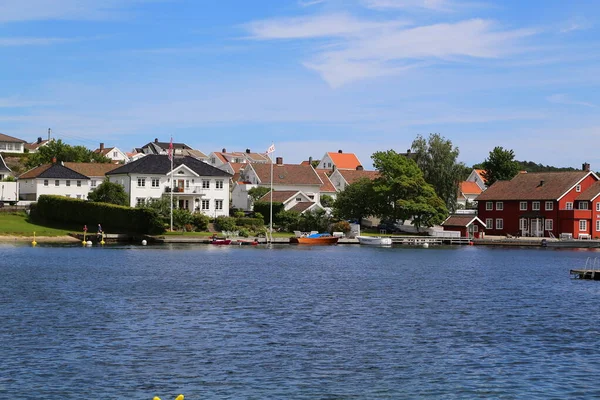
top-left (570, 257), bottom-right (600, 280)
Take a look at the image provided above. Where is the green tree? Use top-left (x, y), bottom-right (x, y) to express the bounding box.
top-left (332, 178), bottom-right (375, 223)
top-left (248, 186), bottom-right (271, 202)
top-left (26, 139), bottom-right (111, 169)
top-left (320, 194), bottom-right (334, 207)
top-left (411, 133), bottom-right (466, 213)
top-left (481, 146), bottom-right (520, 186)
top-left (172, 208), bottom-right (194, 231)
top-left (371, 150), bottom-right (447, 229)
top-left (87, 180), bottom-right (128, 206)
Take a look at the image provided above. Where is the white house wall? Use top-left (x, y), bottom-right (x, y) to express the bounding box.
top-left (231, 183), bottom-right (256, 210)
top-left (19, 178), bottom-right (90, 201)
top-left (316, 154), bottom-right (334, 170)
top-left (0, 141), bottom-right (25, 153)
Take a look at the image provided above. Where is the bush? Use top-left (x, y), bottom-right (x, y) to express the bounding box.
top-left (253, 201), bottom-right (284, 220)
top-left (331, 220), bottom-right (351, 233)
top-left (238, 228), bottom-right (250, 238)
top-left (172, 209), bottom-right (193, 231)
top-left (30, 195), bottom-right (164, 234)
top-left (233, 210), bottom-right (245, 218)
top-left (192, 213), bottom-right (210, 231)
top-left (235, 217), bottom-right (263, 228)
top-left (215, 216), bottom-right (237, 231)
top-left (253, 212), bottom-right (264, 223)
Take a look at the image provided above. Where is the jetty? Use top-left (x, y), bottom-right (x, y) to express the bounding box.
top-left (570, 257), bottom-right (600, 280)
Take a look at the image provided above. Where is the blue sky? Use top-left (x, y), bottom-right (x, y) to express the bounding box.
top-left (1, 0), bottom-right (599, 169)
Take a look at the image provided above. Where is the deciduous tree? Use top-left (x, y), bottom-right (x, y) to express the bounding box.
top-left (26, 139), bottom-right (111, 169)
top-left (332, 178), bottom-right (375, 223)
top-left (87, 180), bottom-right (127, 206)
top-left (481, 146), bottom-right (520, 186)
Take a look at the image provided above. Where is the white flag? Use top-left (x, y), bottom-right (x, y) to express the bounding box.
top-left (266, 143), bottom-right (275, 154)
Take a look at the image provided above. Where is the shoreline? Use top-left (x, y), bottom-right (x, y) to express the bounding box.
top-left (0, 235), bottom-right (81, 243)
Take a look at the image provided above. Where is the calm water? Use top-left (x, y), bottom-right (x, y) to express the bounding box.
top-left (1, 243), bottom-right (600, 399)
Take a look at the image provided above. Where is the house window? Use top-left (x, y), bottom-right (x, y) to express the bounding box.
top-left (296, 197), bottom-right (302, 201)
top-left (136, 198), bottom-right (145, 206)
top-left (472, 225), bottom-right (478, 232)
top-left (66, 180), bottom-right (71, 187)
top-left (77, 180), bottom-right (81, 187)
top-left (597, 202), bottom-right (600, 212)
top-left (65, 194), bottom-right (71, 198)
top-left (215, 180), bottom-right (224, 189)
top-left (545, 219), bottom-right (553, 231)
top-left (201, 199), bottom-right (209, 210)
top-left (0, 143), bottom-right (5, 150)
top-left (55, 180), bottom-right (60, 186)
top-left (520, 201), bottom-right (527, 211)
top-left (580, 220), bottom-right (587, 231)
top-left (215, 199), bottom-right (223, 210)
top-left (576, 184), bottom-right (582, 192)
top-left (202, 180), bottom-right (210, 189)
top-left (152, 178), bottom-right (160, 187)
top-left (596, 220), bottom-right (600, 232)
top-left (113, 151), bottom-right (118, 158)
top-left (519, 218), bottom-right (528, 231)
top-left (44, 180), bottom-right (48, 186)
top-left (566, 202), bottom-right (573, 210)
top-left (496, 219), bottom-right (504, 230)
top-left (545, 201), bottom-right (553, 211)
top-left (486, 202), bottom-right (493, 211)
top-left (532, 201), bottom-right (540, 211)
top-left (91, 180), bottom-right (97, 188)
top-left (496, 202), bottom-right (503, 211)
top-left (579, 201), bottom-right (589, 210)
top-left (186, 180), bottom-right (190, 188)
top-left (211, 157), bottom-right (216, 164)
top-left (137, 178), bottom-right (146, 187)
top-left (76, 194), bottom-right (81, 199)
top-left (486, 218), bottom-right (493, 229)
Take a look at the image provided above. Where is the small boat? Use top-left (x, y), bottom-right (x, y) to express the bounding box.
top-left (356, 236), bottom-right (392, 246)
top-left (289, 233), bottom-right (339, 245)
top-left (210, 237), bottom-right (231, 245)
top-left (236, 239), bottom-right (259, 246)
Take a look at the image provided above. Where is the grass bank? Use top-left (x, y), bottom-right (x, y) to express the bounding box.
top-left (0, 212), bottom-right (74, 237)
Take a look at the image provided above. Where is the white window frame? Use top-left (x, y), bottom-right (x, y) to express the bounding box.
top-left (55, 180), bottom-right (60, 186)
top-left (201, 199), bottom-right (210, 210)
top-left (77, 180), bottom-right (81, 187)
top-left (137, 177), bottom-right (146, 187)
top-left (532, 201), bottom-right (540, 211)
top-left (202, 180), bottom-right (210, 189)
top-left (215, 199), bottom-right (223, 210)
top-left (576, 184), bottom-right (582, 192)
top-left (66, 180), bottom-right (71, 187)
top-left (486, 202), bottom-right (493, 211)
top-left (566, 202), bottom-right (573, 210)
top-left (44, 179), bottom-right (49, 186)
top-left (579, 220), bottom-right (587, 231)
top-left (596, 220), bottom-right (600, 232)
top-left (596, 202), bottom-right (600, 212)
top-left (496, 218), bottom-right (504, 230)
top-left (486, 218), bottom-right (493, 229)
top-left (215, 180), bottom-right (224, 189)
top-left (496, 202), bottom-right (504, 211)
top-left (520, 201), bottom-right (527, 211)
top-left (579, 201), bottom-right (589, 210)
top-left (545, 201), bottom-right (553, 211)
top-left (136, 198), bottom-right (145, 206)
top-left (151, 178), bottom-right (160, 188)
top-left (91, 180), bottom-right (97, 188)
top-left (545, 219), bottom-right (553, 231)
top-left (519, 218), bottom-right (528, 231)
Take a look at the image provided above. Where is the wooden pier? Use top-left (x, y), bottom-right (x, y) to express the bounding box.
top-left (570, 257), bottom-right (600, 280)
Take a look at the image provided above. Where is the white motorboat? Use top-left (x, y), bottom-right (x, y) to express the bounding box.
top-left (356, 236), bottom-right (393, 246)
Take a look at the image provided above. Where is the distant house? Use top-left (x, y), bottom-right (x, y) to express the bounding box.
top-left (442, 215), bottom-right (486, 238)
top-left (466, 169), bottom-right (487, 190)
top-left (93, 143), bottom-right (129, 164)
top-left (106, 155), bottom-right (232, 215)
top-left (315, 169), bottom-right (337, 200)
top-left (25, 137), bottom-right (51, 153)
top-left (18, 163), bottom-right (91, 201)
top-left (208, 148), bottom-right (271, 170)
top-left (316, 150), bottom-right (362, 171)
top-left (63, 162), bottom-right (121, 191)
top-left (0, 154), bottom-right (12, 180)
top-left (0, 133), bottom-right (27, 154)
top-left (457, 181), bottom-right (483, 208)
top-left (475, 164), bottom-right (600, 238)
top-left (257, 190), bottom-right (323, 214)
top-left (231, 157), bottom-right (323, 211)
top-left (136, 138), bottom-right (207, 161)
top-left (328, 167), bottom-right (380, 192)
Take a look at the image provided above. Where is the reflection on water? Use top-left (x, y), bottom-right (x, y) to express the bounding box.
top-left (1, 244), bottom-right (600, 398)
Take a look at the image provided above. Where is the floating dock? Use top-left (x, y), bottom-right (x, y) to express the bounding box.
top-left (570, 257), bottom-right (600, 280)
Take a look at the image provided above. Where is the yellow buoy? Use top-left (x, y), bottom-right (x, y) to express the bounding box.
top-left (32, 231), bottom-right (37, 247)
top-left (100, 232), bottom-right (105, 245)
top-left (176, 395), bottom-right (184, 400)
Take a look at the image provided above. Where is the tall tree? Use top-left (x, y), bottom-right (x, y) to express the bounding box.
top-left (26, 139), bottom-right (111, 169)
top-left (481, 146), bottom-right (520, 186)
top-left (371, 150), bottom-right (447, 229)
top-left (332, 178), bottom-right (375, 223)
top-left (87, 180), bottom-right (128, 206)
top-left (248, 186), bottom-right (270, 202)
top-left (411, 133), bottom-right (466, 213)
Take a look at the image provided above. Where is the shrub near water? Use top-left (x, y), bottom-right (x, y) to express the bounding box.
top-left (30, 195), bottom-right (164, 234)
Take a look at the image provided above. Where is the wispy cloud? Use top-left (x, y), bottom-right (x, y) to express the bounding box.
top-left (547, 94), bottom-right (596, 108)
top-left (363, 0), bottom-right (454, 12)
top-left (0, 98), bottom-right (55, 107)
top-left (247, 14), bottom-right (537, 87)
top-left (559, 17), bottom-right (592, 33)
top-left (0, 37), bottom-right (77, 46)
top-left (299, 0), bottom-right (326, 7)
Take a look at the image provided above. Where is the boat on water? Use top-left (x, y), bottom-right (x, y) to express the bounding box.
top-left (356, 236), bottom-right (393, 246)
top-left (289, 233), bottom-right (339, 245)
top-left (235, 239), bottom-right (259, 246)
top-left (210, 236), bottom-right (232, 245)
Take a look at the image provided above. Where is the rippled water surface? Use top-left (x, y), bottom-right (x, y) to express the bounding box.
top-left (2, 243), bottom-right (600, 399)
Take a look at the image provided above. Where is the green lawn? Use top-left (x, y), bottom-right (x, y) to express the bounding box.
top-left (0, 212), bottom-right (74, 236)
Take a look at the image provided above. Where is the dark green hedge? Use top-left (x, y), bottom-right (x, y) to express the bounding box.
top-left (30, 195), bottom-right (164, 234)
top-left (253, 201), bottom-right (284, 220)
top-left (235, 217), bottom-right (264, 227)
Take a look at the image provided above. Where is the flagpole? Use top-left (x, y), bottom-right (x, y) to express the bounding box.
top-left (169, 137), bottom-right (174, 231)
top-left (269, 148), bottom-right (274, 242)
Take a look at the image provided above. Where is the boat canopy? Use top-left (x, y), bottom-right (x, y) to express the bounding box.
top-left (307, 233), bottom-right (331, 238)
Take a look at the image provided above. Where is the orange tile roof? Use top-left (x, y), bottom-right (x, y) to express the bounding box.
top-left (328, 152), bottom-right (361, 170)
top-left (338, 169), bottom-right (380, 184)
top-left (315, 169), bottom-right (336, 193)
top-left (460, 181), bottom-right (482, 195)
top-left (63, 162), bottom-right (121, 177)
top-left (18, 164), bottom-right (53, 179)
top-left (475, 169), bottom-right (485, 180)
top-left (250, 163), bottom-right (322, 186)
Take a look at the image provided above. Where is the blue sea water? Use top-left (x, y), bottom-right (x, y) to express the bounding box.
top-left (1, 243), bottom-right (600, 399)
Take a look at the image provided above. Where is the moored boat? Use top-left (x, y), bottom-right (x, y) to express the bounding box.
top-left (356, 236), bottom-right (392, 246)
top-left (236, 239), bottom-right (260, 246)
top-left (289, 233), bottom-right (339, 245)
top-left (210, 236), bottom-right (232, 245)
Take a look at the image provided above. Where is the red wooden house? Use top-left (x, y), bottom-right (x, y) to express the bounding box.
top-left (442, 215), bottom-right (487, 238)
top-left (475, 164), bottom-right (600, 238)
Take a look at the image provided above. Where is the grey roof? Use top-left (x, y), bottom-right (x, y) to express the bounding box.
top-left (0, 154), bottom-right (11, 173)
top-left (139, 141), bottom-right (192, 154)
top-left (107, 155), bottom-right (232, 177)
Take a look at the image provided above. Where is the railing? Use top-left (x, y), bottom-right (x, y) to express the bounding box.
top-left (164, 185), bottom-right (206, 194)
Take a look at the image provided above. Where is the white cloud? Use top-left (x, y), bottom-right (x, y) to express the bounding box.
top-left (559, 17), bottom-right (592, 33)
top-left (547, 94), bottom-right (596, 108)
top-left (298, 0), bottom-right (326, 7)
top-left (363, 0), bottom-right (453, 12)
top-left (0, 37), bottom-right (75, 46)
top-left (245, 13), bottom-right (408, 40)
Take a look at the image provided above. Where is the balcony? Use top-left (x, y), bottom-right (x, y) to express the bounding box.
top-left (164, 185), bottom-right (206, 195)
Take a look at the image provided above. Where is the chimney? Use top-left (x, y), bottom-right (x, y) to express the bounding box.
top-left (37, 137), bottom-right (42, 144)
top-left (309, 156), bottom-right (313, 163)
top-left (539, 180), bottom-right (545, 187)
top-left (276, 157), bottom-right (283, 165)
top-left (246, 148), bottom-right (250, 154)
top-left (222, 148), bottom-right (226, 153)
top-left (407, 149), bottom-right (411, 154)
top-left (52, 157), bottom-right (57, 164)
top-left (356, 165), bottom-right (363, 171)
top-left (338, 149), bottom-right (343, 153)
top-left (100, 143), bottom-right (104, 151)
top-left (154, 138), bottom-right (159, 143)
top-left (583, 162), bottom-right (590, 172)
top-left (47, 128), bottom-right (51, 141)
